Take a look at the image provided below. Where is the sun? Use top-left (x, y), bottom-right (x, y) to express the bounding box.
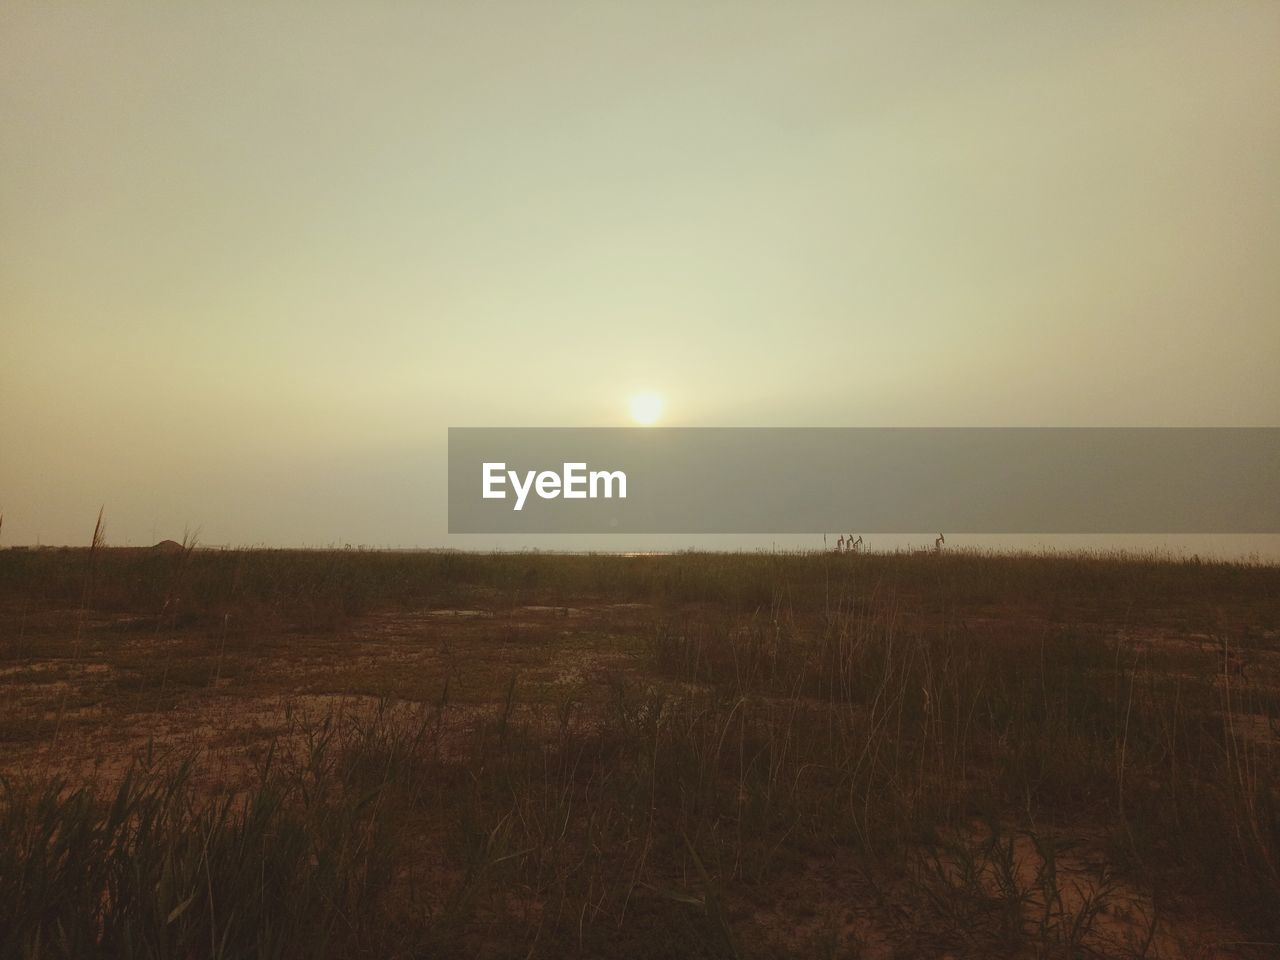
top-left (628, 393), bottom-right (663, 425)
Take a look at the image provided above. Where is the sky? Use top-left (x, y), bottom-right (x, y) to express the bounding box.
top-left (1, 2), bottom-right (1278, 554)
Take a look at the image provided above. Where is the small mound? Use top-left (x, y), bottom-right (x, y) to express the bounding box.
top-left (150, 539), bottom-right (185, 554)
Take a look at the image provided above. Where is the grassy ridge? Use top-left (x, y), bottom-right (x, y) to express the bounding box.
top-left (1, 546), bottom-right (1275, 625)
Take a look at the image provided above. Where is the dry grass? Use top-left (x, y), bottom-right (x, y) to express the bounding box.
top-left (0, 545), bottom-right (1277, 958)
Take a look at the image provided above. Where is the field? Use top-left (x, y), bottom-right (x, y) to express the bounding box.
top-left (1, 546), bottom-right (1278, 959)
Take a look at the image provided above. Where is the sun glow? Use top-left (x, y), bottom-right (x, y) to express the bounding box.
top-left (628, 393), bottom-right (663, 425)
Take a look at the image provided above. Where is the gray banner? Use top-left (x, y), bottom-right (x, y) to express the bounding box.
top-left (447, 428), bottom-right (1280, 534)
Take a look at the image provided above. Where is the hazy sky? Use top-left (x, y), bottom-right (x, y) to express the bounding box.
top-left (2, 3), bottom-right (1278, 552)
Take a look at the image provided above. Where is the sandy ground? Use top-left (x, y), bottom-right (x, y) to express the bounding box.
top-left (2, 590), bottom-right (1278, 958)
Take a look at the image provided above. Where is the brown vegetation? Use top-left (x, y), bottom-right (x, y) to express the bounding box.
top-left (0, 547), bottom-right (1277, 958)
